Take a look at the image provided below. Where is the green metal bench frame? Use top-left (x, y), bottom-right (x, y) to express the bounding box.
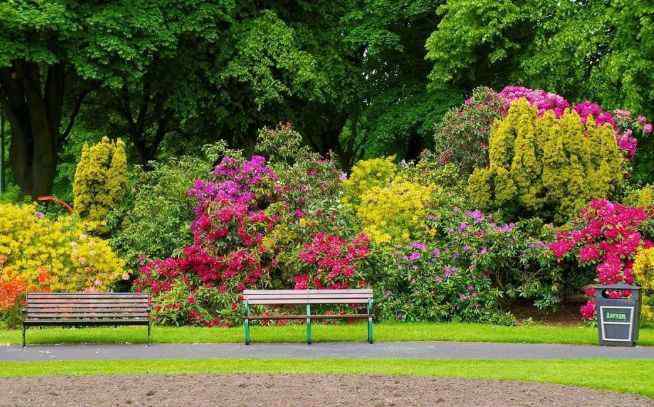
top-left (22, 292), bottom-right (151, 347)
top-left (241, 289), bottom-right (374, 345)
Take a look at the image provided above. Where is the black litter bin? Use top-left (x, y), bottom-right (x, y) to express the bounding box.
top-left (595, 283), bottom-right (641, 347)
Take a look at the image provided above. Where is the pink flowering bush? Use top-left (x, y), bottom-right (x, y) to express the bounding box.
top-left (548, 199), bottom-right (654, 319)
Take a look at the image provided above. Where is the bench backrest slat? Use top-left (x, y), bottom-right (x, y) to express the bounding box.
top-left (242, 289), bottom-right (373, 305)
top-left (25, 293), bottom-right (150, 321)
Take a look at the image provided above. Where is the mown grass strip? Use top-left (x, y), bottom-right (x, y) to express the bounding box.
top-left (1, 322), bottom-right (653, 346)
top-left (1, 359), bottom-right (653, 398)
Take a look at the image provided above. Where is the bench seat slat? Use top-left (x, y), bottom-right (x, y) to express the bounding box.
top-left (24, 319), bottom-right (149, 325)
top-left (26, 299), bottom-right (149, 305)
top-left (27, 294), bottom-right (148, 301)
top-left (247, 299), bottom-right (370, 304)
top-left (243, 289), bottom-right (372, 295)
top-left (26, 307), bottom-right (148, 312)
top-left (27, 312), bottom-right (148, 319)
top-left (247, 314), bottom-right (371, 320)
top-left (243, 294), bottom-right (372, 300)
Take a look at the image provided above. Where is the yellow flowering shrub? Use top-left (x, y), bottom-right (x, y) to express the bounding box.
top-left (467, 99), bottom-right (625, 224)
top-left (73, 137), bottom-right (128, 233)
top-left (0, 203), bottom-right (124, 294)
top-left (633, 247), bottom-right (654, 321)
top-left (357, 178), bottom-right (435, 245)
top-left (342, 156), bottom-right (397, 207)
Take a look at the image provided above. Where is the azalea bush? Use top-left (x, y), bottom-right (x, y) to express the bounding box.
top-left (549, 200), bottom-right (654, 319)
top-left (468, 99), bottom-right (625, 224)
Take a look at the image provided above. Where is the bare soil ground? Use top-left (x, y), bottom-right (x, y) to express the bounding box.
top-left (1, 374), bottom-right (652, 407)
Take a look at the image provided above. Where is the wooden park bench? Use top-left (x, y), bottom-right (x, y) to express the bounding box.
top-left (22, 292), bottom-right (151, 347)
top-left (241, 289), bottom-right (374, 345)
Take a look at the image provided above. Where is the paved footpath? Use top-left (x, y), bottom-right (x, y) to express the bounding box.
top-left (3, 342), bottom-right (654, 361)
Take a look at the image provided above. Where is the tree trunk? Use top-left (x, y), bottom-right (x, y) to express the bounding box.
top-left (0, 63), bottom-right (65, 198)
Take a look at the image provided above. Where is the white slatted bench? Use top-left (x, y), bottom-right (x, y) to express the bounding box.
top-left (241, 289), bottom-right (374, 345)
top-left (22, 292), bottom-right (151, 346)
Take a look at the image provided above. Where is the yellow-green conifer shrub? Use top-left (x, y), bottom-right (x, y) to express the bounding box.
top-left (0, 203), bottom-right (125, 293)
top-left (467, 99), bottom-right (625, 224)
top-left (357, 178), bottom-right (435, 245)
top-left (73, 137), bottom-right (127, 232)
top-left (633, 247), bottom-right (654, 321)
top-left (342, 156), bottom-right (397, 207)
top-left (624, 185), bottom-right (654, 208)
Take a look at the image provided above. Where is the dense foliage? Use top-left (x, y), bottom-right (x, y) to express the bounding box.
top-left (5, 0), bottom-right (654, 329)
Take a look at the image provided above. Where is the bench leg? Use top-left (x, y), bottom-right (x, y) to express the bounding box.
top-left (22, 325), bottom-right (26, 347)
top-left (147, 322), bottom-right (151, 346)
top-left (306, 304), bottom-right (312, 345)
top-left (367, 300), bottom-right (373, 344)
top-left (244, 319), bottom-right (251, 345)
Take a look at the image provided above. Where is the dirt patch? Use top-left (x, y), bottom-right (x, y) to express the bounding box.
top-left (1, 374), bottom-right (651, 407)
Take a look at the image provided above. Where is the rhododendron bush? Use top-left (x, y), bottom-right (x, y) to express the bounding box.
top-left (549, 200), bottom-right (654, 320)
top-left (137, 127), bottom-right (370, 326)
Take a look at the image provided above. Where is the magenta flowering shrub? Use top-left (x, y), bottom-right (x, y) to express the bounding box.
top-left (135, 135), bottom-right (371, 326)
top-left (135, 155), bottom-right (280, 326)
top-left (549, 199), bottom-right (654, 319)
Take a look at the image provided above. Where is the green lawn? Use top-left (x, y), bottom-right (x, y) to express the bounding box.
top-left (2, 321), bottom-right (653, 346)
top-left (1, 359), bottom-right (653, 398)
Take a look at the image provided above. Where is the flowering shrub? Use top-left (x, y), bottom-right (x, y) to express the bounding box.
top-left (342, 156), bottom-right (397, 208)
top-left (433, 87), bottom-right (504, 175)
top-left (295, 232), bottom-right (370, 289)
top-left (373, 240), bottom-right (513, 324)
top-left (498, 86), bottom-right (651, 159)
top-left (136, 155), bottom-right (279, 325)
top-left (73, 137), bottom-right (128, 233)
top-left (548, 200), bottom-right (654, 319)
top-left (0, 203), bottom-right (125, 319)
top-left (136, 142), bottom-right (371, 326)
top-left (633, 247), bottom-right (654, 321)
top-left (468, 99), bottom-right (625, 224)
top-left (357, 178), bottom-right (435, 245)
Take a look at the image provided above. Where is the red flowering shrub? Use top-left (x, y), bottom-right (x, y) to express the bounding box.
top-left (549, 199), bottom-right (653, 319)
top-left (295, 232), bottom-right (370, 289)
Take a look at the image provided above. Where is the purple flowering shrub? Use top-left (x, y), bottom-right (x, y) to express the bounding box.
top-left (372, 205), bottom-right (561, 323)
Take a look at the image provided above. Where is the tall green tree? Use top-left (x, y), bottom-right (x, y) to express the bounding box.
top-left (0, 0), bottom-right (233, 197)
